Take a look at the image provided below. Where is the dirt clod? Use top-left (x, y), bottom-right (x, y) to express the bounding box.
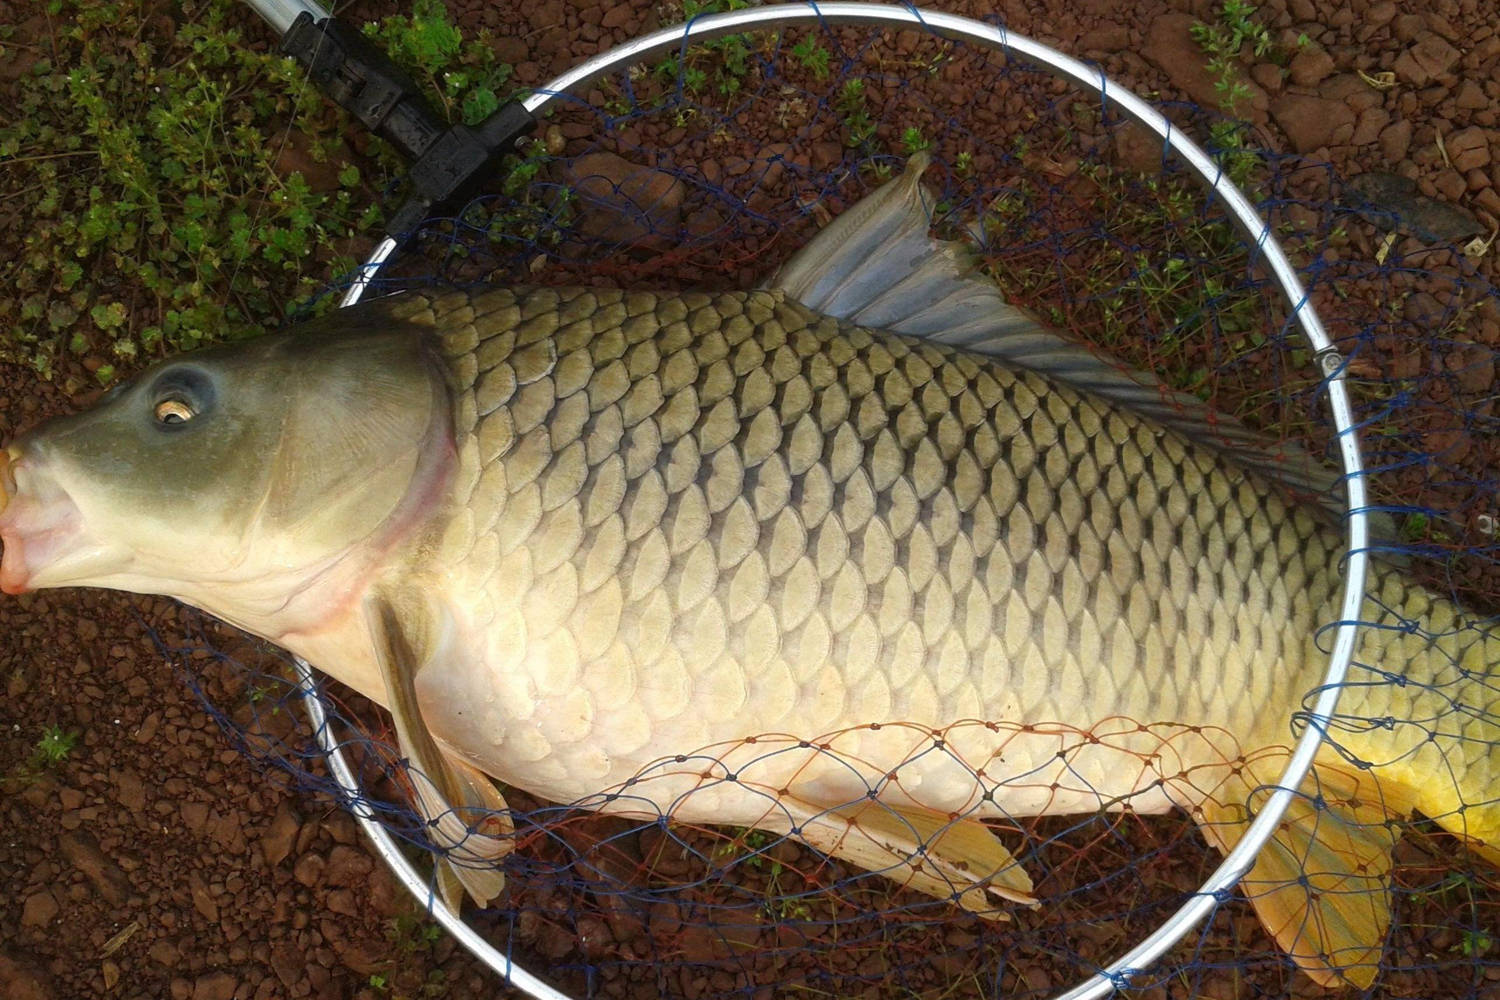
top-left (57, 832), bottom-right (131, 906)
top-left (0, 951), bottom-right (55, 1000)
top-left (19, 893), bottom-right (58, 929)
top-left (191, 971), bottom-right (239, 1000)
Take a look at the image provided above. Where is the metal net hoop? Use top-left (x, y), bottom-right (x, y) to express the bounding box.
top-left (301, 5), bottom-right (1374, 999)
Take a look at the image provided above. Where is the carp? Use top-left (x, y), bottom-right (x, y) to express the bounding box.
top-left (1, 157), bottom-right (1494, 988)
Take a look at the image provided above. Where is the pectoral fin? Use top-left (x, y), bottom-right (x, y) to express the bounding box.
top-left (366, 583), bottom-right (513, 909)
top-left (1196, 764), bottom-right (1401, 989)
top-left (784, 795), bottom-right (1035, 918)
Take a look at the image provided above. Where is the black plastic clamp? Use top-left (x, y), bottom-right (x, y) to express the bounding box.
top-left (279, 11), bottom-right (536, 241)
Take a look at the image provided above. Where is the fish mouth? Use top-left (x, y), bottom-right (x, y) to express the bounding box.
top-left (0, 445), bottom-right (87, 595)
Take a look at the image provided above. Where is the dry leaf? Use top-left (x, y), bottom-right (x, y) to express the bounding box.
top-left (100, 920), bottom-right (141, 959)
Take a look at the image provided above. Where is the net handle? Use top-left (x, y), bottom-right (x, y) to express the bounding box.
top-left (326, 5), bottom-right (1373, 998)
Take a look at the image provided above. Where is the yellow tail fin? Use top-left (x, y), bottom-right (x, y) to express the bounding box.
top-left (1195, 762), bottom-right (1413, 989)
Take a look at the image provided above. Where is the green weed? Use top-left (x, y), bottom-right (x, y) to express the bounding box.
top-left (32, 725), bottom-right (78, 767)
top-left (362, 909), bottom-right (450, 999)
top-left (1188, 1), bottom-right (1280, 187)
top-left (760, 856), bottom-right (814, 921)
top-left (652, 0), bottom-right (756, 98)
top-left (837, 78), bottom-right (876, 150)
top-left (655, 57), bottom-right (709, 94)
top-left (712, 826), bottom-right (772, 865)
top-left (1456, 929), bottom-right (1493, 958)
top-left (1401, 511), bottom-right (1432, 543)
top-left (710, 828), bottom-right (823, 922)
top-left (388, 911), bottom-right (445, 955)
top-left (0, 723), bottom-right (79, 792)
top-left (977, 161), bottom-right (1277, 426)
top-left (362, 0), bottom-right (561, 248)
top-left (1191, 0), bottom-right (1273, 82)
top-left (790, 35), bottom-right (832, 81)
top-left (1, 0), bottom-right (533, 390)
top-left (1206, 119), bottom-right (1261, 188)
top-left (1, 0), bottom-right (369, 388)
top-left (363, 0), bottom-right (512, 126)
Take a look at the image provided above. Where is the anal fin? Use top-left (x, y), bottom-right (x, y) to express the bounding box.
top-left (366, 583), bottom-right (513, 909)
top-left (784, 796), bottom-right (1035, 918)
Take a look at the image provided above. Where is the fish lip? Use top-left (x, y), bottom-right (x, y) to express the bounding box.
top-left (0, 446), bottom-right (85, 595)
top-left (0, 445), bottom-right (17, 592)
top-left (0, 445), bottom-right (13, 518)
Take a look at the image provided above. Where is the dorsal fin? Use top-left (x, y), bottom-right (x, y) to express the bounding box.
top-left (766, 154), bottom-right (1389, 541)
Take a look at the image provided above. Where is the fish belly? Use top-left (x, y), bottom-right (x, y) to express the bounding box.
top-left (404, 286), bottom-right (1345, 824)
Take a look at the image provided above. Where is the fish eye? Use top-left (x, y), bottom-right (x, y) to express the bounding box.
top-left (147, 365), bottom-right (216, 431)
top-left (154, 398), bottom-right (196, 425)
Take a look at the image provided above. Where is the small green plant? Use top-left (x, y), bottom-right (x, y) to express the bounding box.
top-left (1, 723), bottom-right (80, 790)
top-left (901, 126), bottom-right (931, 155)
top-left (362, 3), bottom-right (562, 248)
top-left (1456, 929), bottom-right (1493, 957)
top-left (684, 64), bottom-right (709, 94)
top-left (1190, 0), bottom-right (1274, 119)
top-left (655, 56), bottom-right (708, 95)
top-left (976, 158), bottom-right (1282, 431)
top-left (1401, 512), bottom-right (1431, 543)
top-left (836, 78), bottom-right (876, 149)
top-left (413, 969), bottom-right (448, 999)
top-left (388, 911), bottom-right (444, 956)
top-left (363, 909), bottom-right (451, 999)
top-left (760, 857), bottom-right (814, 921)
top-left (651, 0), bottom-right (756, 97)
top-left (707, 828), bottom-right (821, 922)
top-left (1409, 868), bottom-right (1479, 903)
top-left (790, 35), bottom-right (832, 80)
top-left (1205, 120), bottom-right (1261, 189)
top-left (362, 0), bottom-right (511, 125)
top-left (954, 150), bottom-right (974, 175)
top-left (33, 725), bottom-right (79, 767)
top-left (712, 827), bottom-right (772, 865)
top-left (1192, 0), bottom-right (1273, 65)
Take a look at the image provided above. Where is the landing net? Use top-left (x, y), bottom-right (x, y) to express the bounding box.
top-left (180, 4), bottom-right (1499, 999)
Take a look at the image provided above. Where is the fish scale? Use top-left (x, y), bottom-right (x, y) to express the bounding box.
top-left (396, 284), bottom-right (1341, 822)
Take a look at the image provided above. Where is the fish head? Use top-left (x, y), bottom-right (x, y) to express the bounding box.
top-left (0, 319), bottom-right (452, 634)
